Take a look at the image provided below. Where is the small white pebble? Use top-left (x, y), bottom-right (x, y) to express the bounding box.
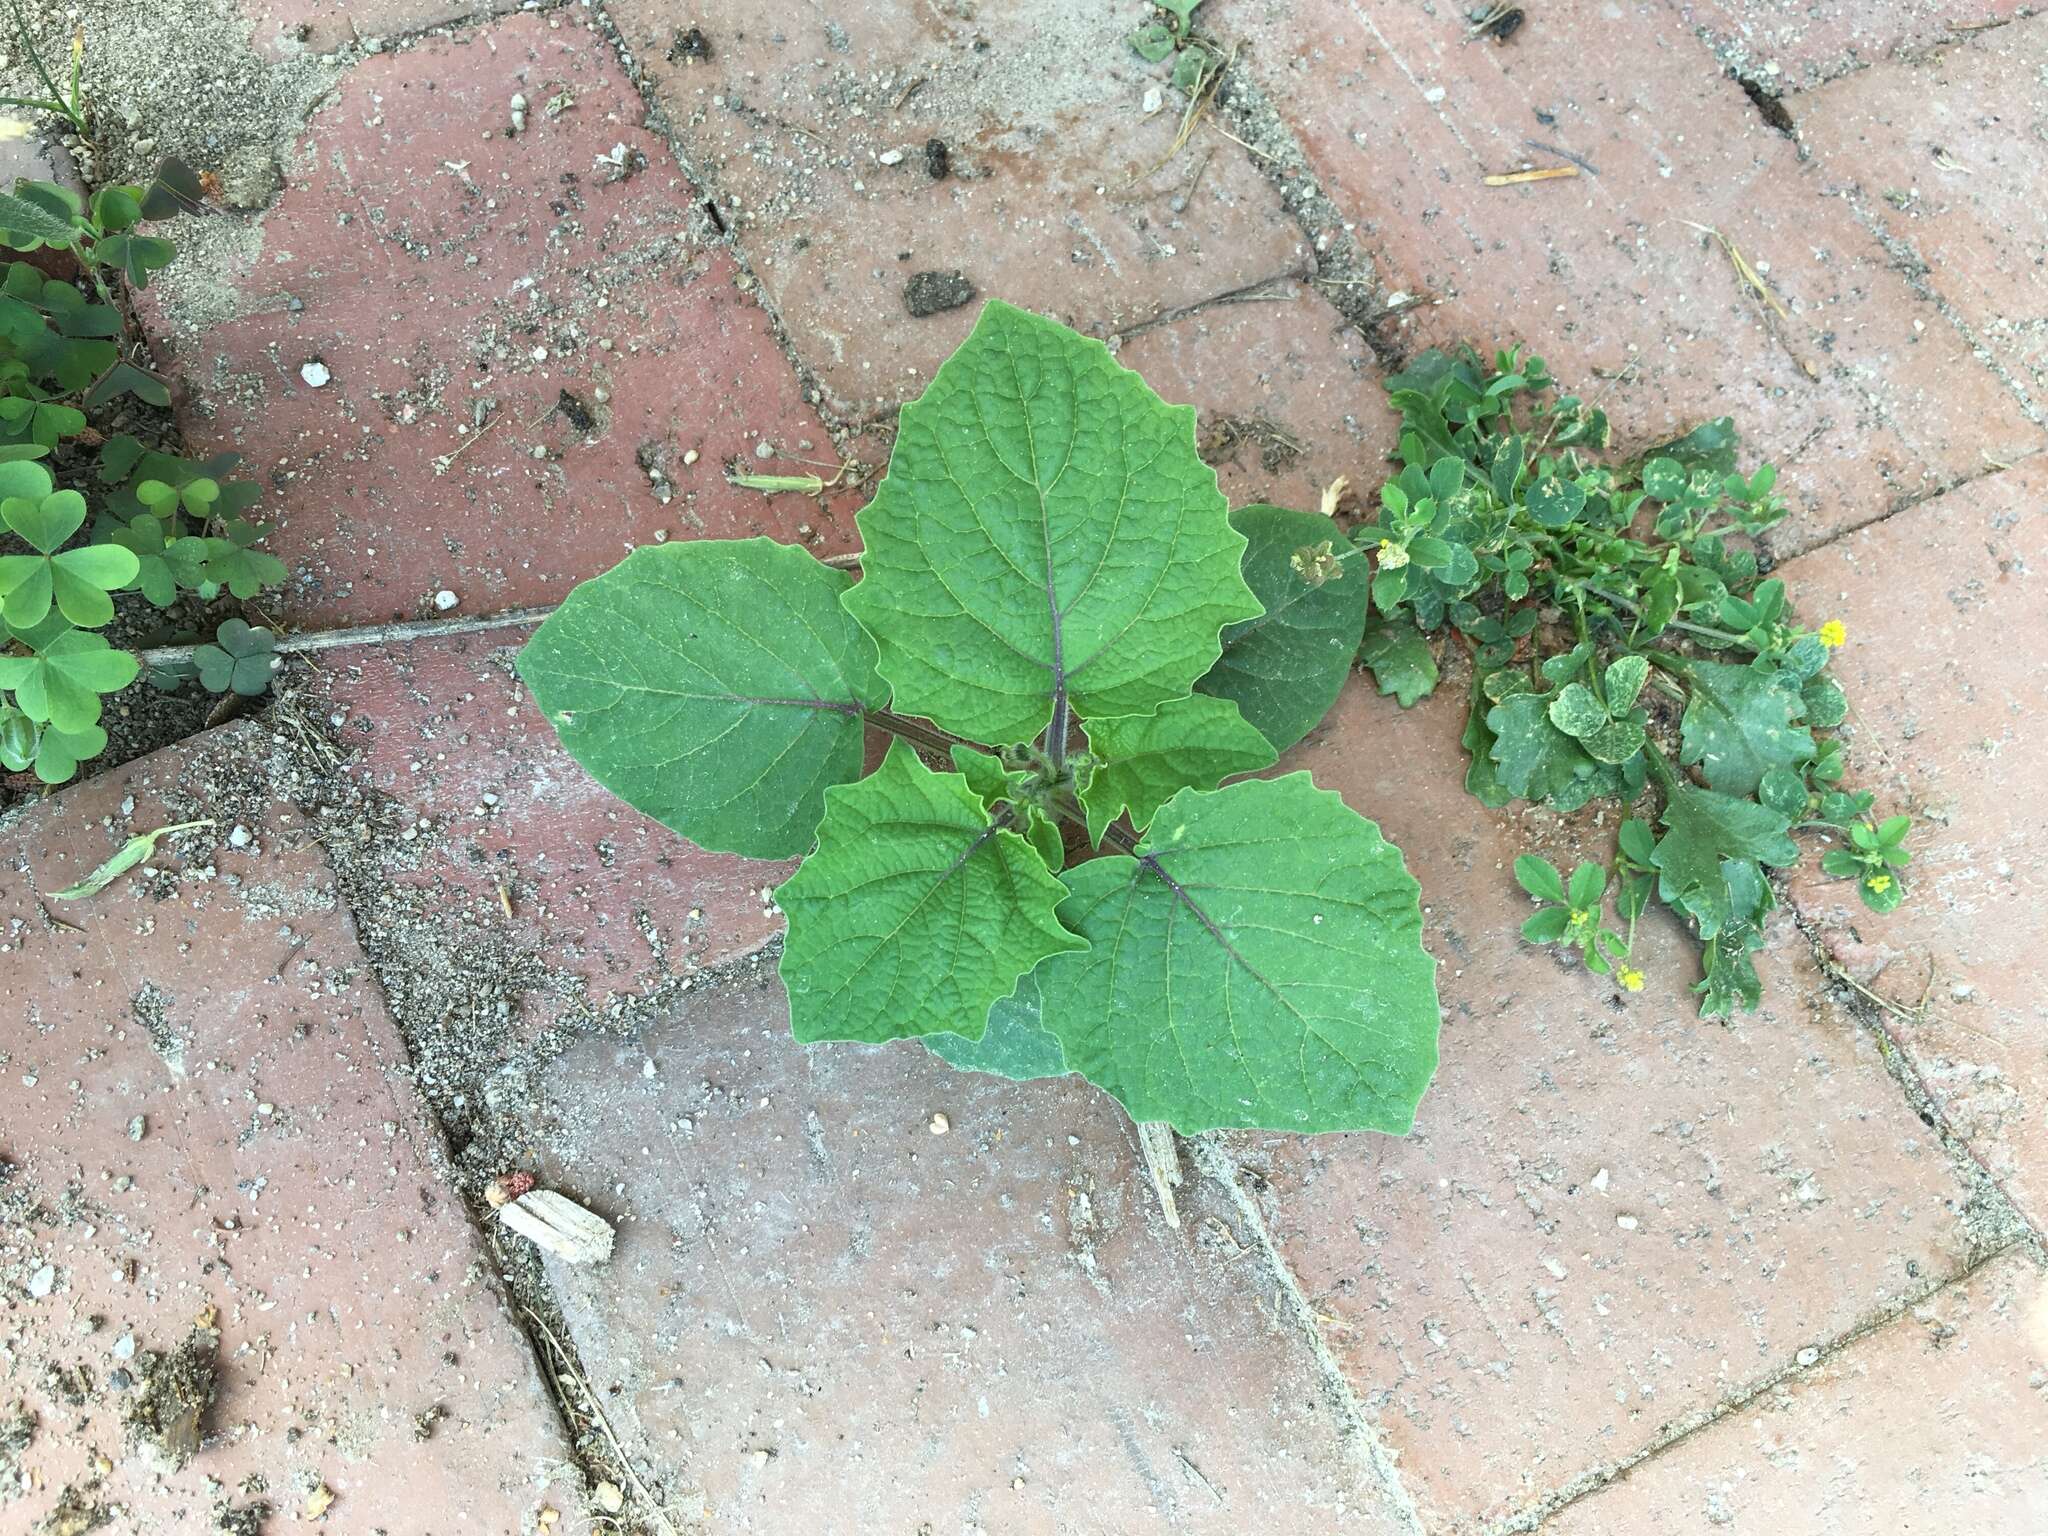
top-left (228, 824), bottom-right (253, 848)
top-left (683, 448), bottom-right (700, 466)
top-left (754, 440), bottom-right (774, 460)
top-left (928, 1112), bottom-right (950, 1135)
top-left (434, 589), bottom-right (460, 611)
top-left (878, 148), bottom-right (904, 165)
top-left (1615, 1214), bottom-right (1639, 1231)
top-left (300, 360), bottom-right (331, 388)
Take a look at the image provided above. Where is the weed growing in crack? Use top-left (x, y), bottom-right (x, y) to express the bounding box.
top-left (0, 166), bottom-right (284, 785)
top-left (1357, 345), bottom-right (1913, 1014)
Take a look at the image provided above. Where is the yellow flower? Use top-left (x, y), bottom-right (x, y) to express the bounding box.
top-left (1619, 967), bottom-right (1645, 992)
top-left (1818, 619), bottom-right (1847, 649)
top-left (1867, 873), bottom-right (1892, 894)
top-left (1376, 538), bottom-right (1410, 570)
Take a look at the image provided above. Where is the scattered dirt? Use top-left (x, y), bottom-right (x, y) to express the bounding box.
top-left (0, 1400), bottom-right (35, 1497)
top-left (903, 268), bottom-right (975, 317)
top-left (122, 1326), bottom-right (219, 1471)
top-left (34, 1483), bottom-right (110, 1535)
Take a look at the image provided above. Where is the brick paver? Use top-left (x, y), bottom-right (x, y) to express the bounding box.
top-left (1214, 0), bottom-right (2042, 550)
top-left (1543, 1248), bottom-right (2048, 1533)
top-left (1793, 12), bottom-right (2048, 421)
top-left (0, 726), bottom-right (577, 1532)
top-left (608, 0), bottom-right (1315, 419)
top-left (151, 10), bottom-right (855, 631)
top-left (518, 971), bottom-right (1412, 1534)
top-left (314, 631), bottom-right (789, 1031)
top-left (1776, 458), bottom-right (2048, 1231)
top-left (1243, 676), bottom-right (1990, 1531)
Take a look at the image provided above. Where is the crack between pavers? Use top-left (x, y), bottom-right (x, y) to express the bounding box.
top-left (1769, 442), bottom-right (2048, 563)
top-left (1490, 1236), bottom-right (2038, 1534)
top-left (1787, 907), bottom-right (2046, 1248)
top-left (1184, 1136), bottom-right (1429, 1536)
top-left (1698, 9), bottom-right (2044, 100)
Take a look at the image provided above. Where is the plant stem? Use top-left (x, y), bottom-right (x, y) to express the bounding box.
top-left (863, 707), bottom-right (972, 759)
top-left (1577, 582), bottom-right (1750, 646)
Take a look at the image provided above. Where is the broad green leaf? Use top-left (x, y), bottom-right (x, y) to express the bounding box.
top-left (51, 819), bottom-right (215, 900)
top-left (0, 191), bottom-right (80, 250)
top-left (1079, 693), bottom-right (1274, 845)
top-left (924, 972), bottom-right (1069, 1081)
top-left (3, 484), bottom-right (80, 550)
top-left (1649, 416), bottom-right (1739, 478)
top-left (1357, 614), bottom-right (1439, 707)
top-left (1525, 476), bottom-right (1586, 528)
top-left (1461, 672), bottom-right (1512, 808)
top-left (1605, 654), bottom-right (1650, 711)
top-left (1696, 858), bottom-right (1772, 1017)
top-left (0, 629), bottom-right (139, 730)
top-left (1801, 674), bottom-right (1848, 728)
top-left (843, 301), bottom-right (1258, 745)
top-left (1196, 504), bottom-right (1373, 752)
top-left (520, 539), bottom-right (885, 859)
top-left (1583, 717), bottom-right (1646, 764)
top-left (1678, 659), bottom-right (1814, 796)
top-left (778, 743), bottom-right (1083, 1044)
top-left (1514, 854), bottom-right (1565, 903)
top-left (1487, 694), bottom-right (1594, 802)
top-left (1650, 779), bottom-right (1798, 939)
top-left (1036, 773), bottom-right (1440, 1133)
top-left (23, 721), bottom-right (105, 784)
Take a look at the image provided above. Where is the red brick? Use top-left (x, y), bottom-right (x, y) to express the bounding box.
top-left (242, 0), bottom-right (518, 59)
top-left (0, 726), bottom-right (576, 1532)
top-left (1775, 458), bottom-right (2048, 1229)
top-left (313, 631), bottom-right (790, 1031)
top-left (1670, 0), bottom-right (2037, 91)
top-left (1114, 281), bottom-right (1400, 514)
top-left (1214, 0), bottom-right (2041, 550)
top-left (144, 11), bottom-right (855, 631)
top-left (1543, 1249), bottom-right (2048, 1534)
top-left (1237, 676), bottom-right (1984, 1530)
top-left (518, 972), bottom-right (1412, 1534)
top-left (1794, 13), bottom-right (2048, 418)
top-left (607, 0), bottom-right (1313, 418)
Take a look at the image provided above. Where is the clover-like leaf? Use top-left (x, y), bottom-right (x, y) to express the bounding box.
top-left (0, 190), bottom-right (82, 250)
top-left (192, 619), bottom-right (279, 696)
top-left (1547, 681), bottom-right (1609, 740)
top-left (1678, 659), bottom-right (1814, 796)
top-left (522, 539), bottom-right (885, 859)
top-left (1649, 779), bottom-right (1799, 939)
top-left (1357, 613), bottom-right (1439, 707)
top-left (1196, 504), bottom-right (1373, 752)
top-left (1036, 773), bottom-right (1440, 1133)
top-left (924, 973), bottom-right (1069, 1082)
top-left (777, 742), bottom-right (1083, 1044)
top-left (842, 300), bottom-right (1258, 746)
top-left (1078, 692), bottom-right (1274, 845)
top-left (0, 628), bottom-right (140, 731)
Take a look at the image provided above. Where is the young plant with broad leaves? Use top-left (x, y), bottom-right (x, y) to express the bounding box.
top-left (522, 301), bottom-right (1441, 1134)
top-left (1350, 345), bottom-right (1911, 1016)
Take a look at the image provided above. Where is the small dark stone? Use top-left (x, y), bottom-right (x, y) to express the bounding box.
top-left (668, 26), bottom-right (712, 62)
top-left (558, 390), bottom-right (595, 432)
top-left (903, 270), bottom-right (975, 318)
top-left (924, 137), bottom-right (950, 180)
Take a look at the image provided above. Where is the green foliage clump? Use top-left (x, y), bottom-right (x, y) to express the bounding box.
top-left (1355, 345), bottom-right (1910, 1015)
top-left (0, 174), bottom-right (284, 785)
top-left (523, 302), bottom-right (1441, 1135)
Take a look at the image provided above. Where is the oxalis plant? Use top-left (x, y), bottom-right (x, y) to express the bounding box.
top-left (522, 301), bottom-right (1443, 1135)
top-left (1351, 346), bottom-right (1911, 1015)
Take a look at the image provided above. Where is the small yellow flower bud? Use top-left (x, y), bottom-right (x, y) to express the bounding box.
top-left (1619, 967), bottom-right (1645, 992)
top-left (1867, 873), bottom-right (1892, 894)
top-left (1818, 619), bottom-right (1847, 649)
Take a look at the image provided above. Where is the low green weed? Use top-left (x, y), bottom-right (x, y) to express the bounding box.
top-left (1355, 345), bottom-right (1910, 1014)
top-left (0, 172), bottom-right (284, 785)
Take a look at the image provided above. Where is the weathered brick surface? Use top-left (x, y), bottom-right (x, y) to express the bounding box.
top-left (241, 0), bottom-right (519, 59)
top-left (1115, 280), bottom-right (1399, 513)
top-left (0, 727), bottom-right (576, 1532)
top-left (1794, 12), bottom-right (2048, 418)
top-left (1544, 1248), bottom-right (2048, 1533)
top-left (1670, 0), bottom-right (2039, 91)
top-left (1775, 458), bottom-right (2048, 1230)
top-left (607, 0), bottom-right (1314, 419)
top-left (518, 972), bottom-right (1411, 1535)
top-left (148, 11), bottom-right (855, 631)
top-left (313, 631), bottom-right (789, 1028)
top-left (1213, 0), bottom-right (2043, 549)
top-left (1236, 675), bottom-right (1986, 1531)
